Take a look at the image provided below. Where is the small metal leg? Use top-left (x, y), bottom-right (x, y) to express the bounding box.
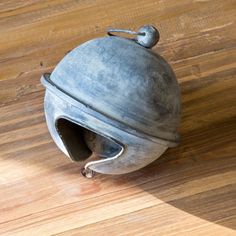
top-left (81, 167), bottom-right (95, 178)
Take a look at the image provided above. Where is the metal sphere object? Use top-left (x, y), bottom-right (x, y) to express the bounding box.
top-left (41, 25), bottom-right (181, 177)
top-left (136, 25), bottom-right (160, 48)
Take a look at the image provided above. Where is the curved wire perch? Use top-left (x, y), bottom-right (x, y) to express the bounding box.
top-left (107, 25), bottom-right (159, 48)
top-left (82, 147), bottom-right (124, 178)
top-left (107, 28), bottom-right (145, 37)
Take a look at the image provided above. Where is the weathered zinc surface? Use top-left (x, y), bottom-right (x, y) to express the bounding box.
top-left (41, 26), bottom-right (181, 176)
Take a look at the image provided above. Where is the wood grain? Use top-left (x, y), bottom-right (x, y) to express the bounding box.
top-left (0, 0), bottom-right (236, 235)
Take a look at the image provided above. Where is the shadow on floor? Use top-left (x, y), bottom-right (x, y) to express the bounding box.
top-left (116, 114), bottom-right (236, 230)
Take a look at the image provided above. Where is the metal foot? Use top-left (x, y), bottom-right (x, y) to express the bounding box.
top-left (81, 167), bottom-right (95, 178)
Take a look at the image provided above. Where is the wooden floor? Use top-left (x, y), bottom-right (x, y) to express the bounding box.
top-left (0, 0), bottom-right (236, 235)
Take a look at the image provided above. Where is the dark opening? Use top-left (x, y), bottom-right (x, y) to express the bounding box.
top-left (56, 118), bottom-right (122, 162)
top-left (56, 118), bottom-right (92, 162)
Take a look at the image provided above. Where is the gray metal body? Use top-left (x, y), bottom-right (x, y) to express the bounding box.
top-left (41, 25), bottom-right (181, 176)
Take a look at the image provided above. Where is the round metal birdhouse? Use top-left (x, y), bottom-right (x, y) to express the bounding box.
top-left (41, 25), bottom-right (181, 178)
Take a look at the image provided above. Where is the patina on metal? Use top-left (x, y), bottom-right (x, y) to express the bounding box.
top-left (41, 25), bottom-right (181, 178)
